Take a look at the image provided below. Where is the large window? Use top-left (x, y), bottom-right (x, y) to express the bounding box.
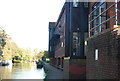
top-left (72, 32), bottom-right (80, 56)
top-left (92, 2), bottom-right (106, 35)
top-left (89, 1), bottom-right (119, 37)
top-left (73, 0), bottom-right (79, 7)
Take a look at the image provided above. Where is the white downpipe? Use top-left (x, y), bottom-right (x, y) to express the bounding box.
top-left (89, 15), bottom-right (91, 37)
top-left (115, 0), bottom-right (118, 25)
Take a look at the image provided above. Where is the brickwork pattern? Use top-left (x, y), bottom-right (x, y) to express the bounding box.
top-left (87, 30), bottom-right (120, 79)
top-left (63, 59), bottom-right (86, 79)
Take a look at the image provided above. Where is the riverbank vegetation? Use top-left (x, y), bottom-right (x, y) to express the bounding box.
top-left (0, 28), bottom-right (48, 63)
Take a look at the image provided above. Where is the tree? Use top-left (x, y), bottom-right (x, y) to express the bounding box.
top-left (0, 29), bottom-right (9, 59)
top-left (0, 28), bottom-right (33, 62)
top-left (32, 50), bottom-right (48, 61)
top-left (2, 40), bottom-right (19, 60)
top-left (43, 51), bottom-right (48, 58)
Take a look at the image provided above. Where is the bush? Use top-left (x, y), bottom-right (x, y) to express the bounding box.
top-left (45, 61), bottom-right (49, 63)
top-left (12, 60), bottom-right (21, 63)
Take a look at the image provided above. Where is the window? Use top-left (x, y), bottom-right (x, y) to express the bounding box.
top-left (73, 0), bottom-right (79, 7)
top-left (89, 1), bottom-right (110, 36)
top-left (61, 42), bottom-right (64, 47)
top-left (95, 49), bottom-right (99, 60)
top-left (84, 2), bottom-right (88, 8)
top-left (72, 32), bottom-right (80, 56)
top-left (50, 46), bottom-right (52, 52)
top-left (92, 2), bottom-right (106, 35)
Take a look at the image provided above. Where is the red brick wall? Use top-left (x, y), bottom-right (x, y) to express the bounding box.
top-left (69, 59), bottom-right (86, 79)
top-left (87, 2), bottom-right (120, 79)
top-left (87, 29), bottom-right (120, 79)
top-left (64, 59), bottom-right (86, 79)
top-left (54, 9), bottom-right (65, 58)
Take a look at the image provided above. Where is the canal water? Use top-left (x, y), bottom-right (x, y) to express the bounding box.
top-left (0, 62), bottom-right (46, 79)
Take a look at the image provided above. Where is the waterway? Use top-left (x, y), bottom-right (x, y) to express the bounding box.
top-left (0, 62), bottom-right (46, 79)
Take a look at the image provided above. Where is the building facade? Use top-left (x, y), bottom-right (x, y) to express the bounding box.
top-left (48, 22), bottom-right (56, 65)
top-left (49, 2), bottom-right (89, 79)
top-left (87, 0), bottom-right (120, 79)
top-left (48, 0), bottom-right (120, 79)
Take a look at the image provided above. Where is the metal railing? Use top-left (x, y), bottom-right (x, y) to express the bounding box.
top-left (89, 0), bottom-right (120, 37)
top-left (89, 2), bottom-right (116, 23)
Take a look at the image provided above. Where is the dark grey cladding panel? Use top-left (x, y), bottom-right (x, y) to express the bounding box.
top-left (71, 6), bottom-right (81, 32)
top-left (80, 4), bottom-right (89, 32)
top-left (65, 2), bottom-right (71, 57)
top-left (70, 2), bottom-right (89, 32)
top-left (49, 22), bottom-right (56, 28)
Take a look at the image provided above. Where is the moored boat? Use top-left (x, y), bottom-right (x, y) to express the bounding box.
top-left (36, 60), bottom-right (44, 68)
top-left (2, 60), bottom-right (9, 66)
top-left (37, 64), bottom-right (43, 68)
top-left (2, 63), bottom-right (9, 66)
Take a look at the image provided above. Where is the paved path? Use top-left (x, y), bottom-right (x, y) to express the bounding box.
top-left (43, 63), bottom-right (63, 79)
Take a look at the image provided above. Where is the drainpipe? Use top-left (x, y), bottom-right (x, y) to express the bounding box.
top-left (115, 0), bottom-right (118, 25)
top-left (113, 0), bottom-right (120, 35)
top-left (88, 15), bottom-right (91, 37)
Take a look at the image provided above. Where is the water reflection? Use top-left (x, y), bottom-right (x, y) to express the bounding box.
top-left (0, 62), bottom-right (46, 79)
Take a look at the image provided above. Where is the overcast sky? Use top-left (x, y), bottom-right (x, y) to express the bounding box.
top-left (0, 0), bottom-right (65, 51)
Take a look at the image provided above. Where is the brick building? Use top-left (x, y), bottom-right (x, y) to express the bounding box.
top-left (48, 22), bottom-right (56, 62)
top-left (48, 2), bottom-right (89, 79)
top-left (87, 0), bottom-right (120, 79)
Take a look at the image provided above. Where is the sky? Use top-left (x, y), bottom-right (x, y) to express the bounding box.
top-left (0, 0), bottom-right (65, 51)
